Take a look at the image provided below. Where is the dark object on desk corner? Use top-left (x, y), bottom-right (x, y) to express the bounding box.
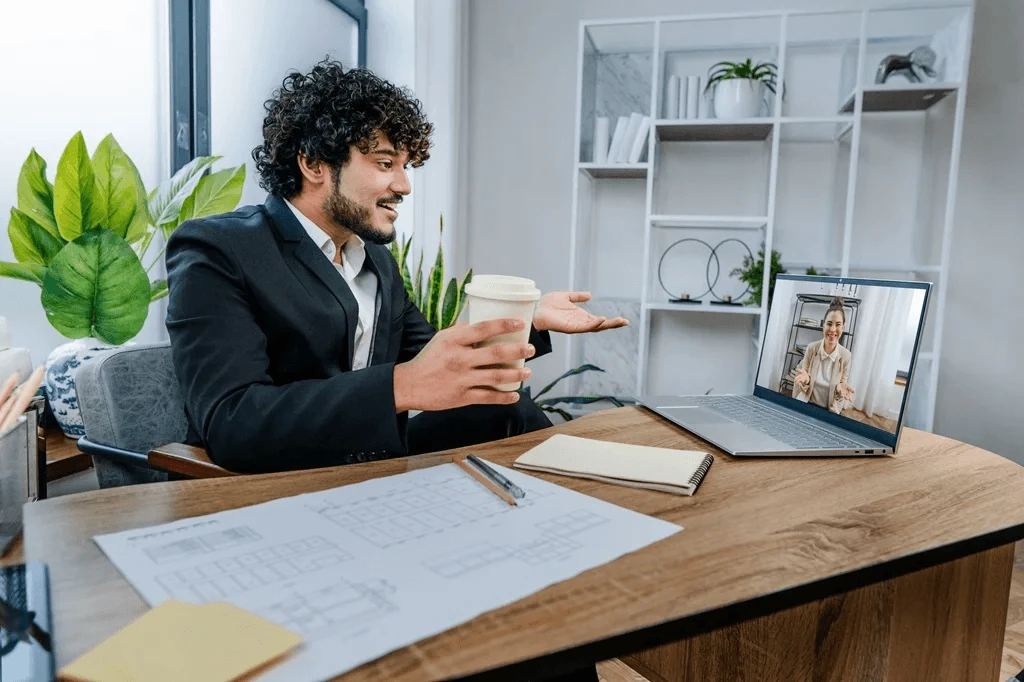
top-left (521, 364), bottom-right (629, 422)
top-left (0, 562), bottom-right (54, 682)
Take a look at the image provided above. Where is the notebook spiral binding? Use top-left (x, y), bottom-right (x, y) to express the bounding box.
top-left (688, 454), bottom-right (715, 489)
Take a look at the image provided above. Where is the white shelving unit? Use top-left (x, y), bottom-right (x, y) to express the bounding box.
top-left (567, 4), bottom-right (973, 432)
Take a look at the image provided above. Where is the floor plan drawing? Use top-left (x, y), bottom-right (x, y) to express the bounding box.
top-left (95, 461), bottom-right (681, 682)
top-left (143, 525), bottom-right (262, 564)
top-left (257, 579), bottom-right (397, 637)
top-left (155, 536), bottom-right (351, 601)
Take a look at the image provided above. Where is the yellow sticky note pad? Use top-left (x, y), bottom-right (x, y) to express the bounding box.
top-left (60, 600), bottom-right (302, 682)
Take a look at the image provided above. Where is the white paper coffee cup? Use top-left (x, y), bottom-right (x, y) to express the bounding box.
top-left (463, 275), bottom-right (542, 391)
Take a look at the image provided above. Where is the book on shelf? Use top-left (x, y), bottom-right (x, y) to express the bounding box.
top-left (799, 317), bottom-right (819, 326)
top-left (616, 112), bottom-right (643, 162)
top-left (626, 116), bottom-right (651, 163)
top-left (602, 112), bottom-right (650, 164)
top-left (606, 115), bottom-right (630, 164)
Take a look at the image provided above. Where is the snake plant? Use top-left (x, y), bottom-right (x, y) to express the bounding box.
top-left (388, 215), bottom-right (472, 330)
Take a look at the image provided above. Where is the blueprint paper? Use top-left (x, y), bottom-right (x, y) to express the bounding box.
top-left (94, 462), bottom-right (681, 681)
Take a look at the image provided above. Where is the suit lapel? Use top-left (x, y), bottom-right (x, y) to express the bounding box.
top-left (264, 196), bottom-right (359, 367)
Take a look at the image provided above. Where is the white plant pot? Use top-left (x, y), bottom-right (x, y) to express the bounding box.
top-left (713, 79), bottom-right (766, 120)
top-left (44, 338), bottom-right (116, 437)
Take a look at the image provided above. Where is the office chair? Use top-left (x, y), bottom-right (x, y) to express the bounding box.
top-left (75, 342), bottom-right (233, 487)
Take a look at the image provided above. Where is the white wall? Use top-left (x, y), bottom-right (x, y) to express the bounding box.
top-left (464, 0), bottom-right (1024, 458)
top-left (210, 0), bottom-right (360, 208)
top-left (0, 0), bottom-right (170, 368)
top-left (932, 0), bottom-right (1024, 462)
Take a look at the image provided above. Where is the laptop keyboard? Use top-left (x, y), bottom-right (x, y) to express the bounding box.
top-left (691, 396), bottom-right (864, 449)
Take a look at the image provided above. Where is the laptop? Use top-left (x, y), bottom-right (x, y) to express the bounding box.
top-left (637, 275), bottom-right (931, 456)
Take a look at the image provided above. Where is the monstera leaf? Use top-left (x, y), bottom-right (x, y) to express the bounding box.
top-left (17, 149), bottom-right (59, 238)
top-left (52, 132), bottom-right (102, 241)
top-left (147, 155), bottom-right (220, 233)
top-left (40, 229), bottom-right (151, 344)
top-left (91, 133), bottom-right (148, 240)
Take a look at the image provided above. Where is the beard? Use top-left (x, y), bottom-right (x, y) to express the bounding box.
top-left (322, 177), bottom-right (398, 246)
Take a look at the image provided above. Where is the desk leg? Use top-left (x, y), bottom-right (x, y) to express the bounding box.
top-left (622, 543), bottom-right (1015, 682)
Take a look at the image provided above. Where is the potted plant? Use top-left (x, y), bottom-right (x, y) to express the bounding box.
top-left (0, 132), bottom-right (245, 436)
top-left (731, 244), bottom-right (822, 308)
top-left (705, 59), bottom-right (778, 119)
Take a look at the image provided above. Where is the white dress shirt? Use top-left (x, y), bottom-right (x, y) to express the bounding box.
top-left (811, 341), bottom-right (840, 408)
top-left (285, 200), bottom-right (379, 370)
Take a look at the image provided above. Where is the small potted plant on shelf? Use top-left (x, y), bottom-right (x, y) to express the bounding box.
top-left (0, 132), bottom-right (246, 436)
top-left (705, 58), bottom-right (778, 119)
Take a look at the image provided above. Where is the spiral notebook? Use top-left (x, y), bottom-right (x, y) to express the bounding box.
top-left (512, 434), bottom-right (714, 496)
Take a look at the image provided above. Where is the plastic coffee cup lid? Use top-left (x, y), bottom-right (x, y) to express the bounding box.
top-left (464, 275), bottom-right (541, 302)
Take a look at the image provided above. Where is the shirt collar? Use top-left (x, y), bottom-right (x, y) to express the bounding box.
top-left (819, 341), bottom-right (840, 362)
top-left (284, 198), bottom-right (366, 273)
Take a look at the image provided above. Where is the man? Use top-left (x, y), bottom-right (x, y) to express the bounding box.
top-left (165, 60), bottom-right (626, 474)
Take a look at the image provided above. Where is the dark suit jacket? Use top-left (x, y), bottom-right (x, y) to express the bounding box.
top-left (165, 195), bottom-right (551, 473)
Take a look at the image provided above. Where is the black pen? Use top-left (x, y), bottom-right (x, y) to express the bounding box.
top-left (466, 455), bottom-right (526, 500)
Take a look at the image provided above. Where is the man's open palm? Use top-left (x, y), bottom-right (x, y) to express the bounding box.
top-left (532, 292), bottom-right (629, 334)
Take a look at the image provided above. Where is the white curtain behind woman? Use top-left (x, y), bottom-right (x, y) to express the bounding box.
top-left (757, 281), bottom-right (797, 392)
top-left (847, 288), bottom-right (913, 417)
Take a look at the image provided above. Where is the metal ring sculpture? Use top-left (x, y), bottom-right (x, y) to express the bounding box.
top-left (657, 238), bottom-right (717, 302)
top-left (707, 237), bottom-right (754, 304)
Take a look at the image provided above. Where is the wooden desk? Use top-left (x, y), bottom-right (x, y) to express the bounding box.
top-left (21, 407), bottom-right (1024, 681)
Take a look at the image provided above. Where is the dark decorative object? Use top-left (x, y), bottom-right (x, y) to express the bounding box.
top-left (708, 238), bottom-right (753, 304)
top-left (875, 46), bottom-right (937, 84)
top-left (657, 238), bottom-right (716, 304)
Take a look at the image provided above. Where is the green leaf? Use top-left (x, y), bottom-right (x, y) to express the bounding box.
top-left (17, 149), bottom-right (59, 238)
top-left (533, 364), bottom-right (605, 401)
top-left (537, 396), bottom-right (625, 407)
top-left (426, 243), bottom-right (444, 328)
top-left (401, 233), bottom-right (412, 265)
top-left (177, 165), bottom-right (246, 224)
top-left (439, 277), bottom-right (459, 329)
top-left (91, 134), bottom-right (145, 239)
top-left (53, 132), bottom-right (101, 241)
top-left (413, 251), bottom-right (424, 309)
top-left (0, 261), bottom-right (46, 285)
top-left (456, 268), bottom-right (473, 320)
top-left (40, 229), bottom-right (150, 343)
top-left (540, 406), bottom-right (574, 422)
top-left (398, 236), bottom-right (414, 299)
top-left (150, 279), bottom-right (168, 302)
top-left (148, 155), bottom-right (221, 228)
top-left (8, 208), bottom-right (65, 266)
top-left (125, 160), bottom-right (151, 245)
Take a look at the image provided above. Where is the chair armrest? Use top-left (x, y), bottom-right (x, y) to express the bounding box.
top-left (78, 436), bottom-right (151, 469)
top-left (147, 442), bottom-right (236, 479)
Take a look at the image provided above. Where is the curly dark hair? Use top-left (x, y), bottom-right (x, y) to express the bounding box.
top-left (253, 59), bottom-right (433, 198)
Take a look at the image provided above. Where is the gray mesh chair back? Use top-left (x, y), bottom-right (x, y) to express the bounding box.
top-left (75, 342), bottom-right (187, 487)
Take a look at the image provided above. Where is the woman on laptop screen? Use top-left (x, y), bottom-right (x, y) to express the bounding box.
top-left (791, 297), bottom-right (856, 413)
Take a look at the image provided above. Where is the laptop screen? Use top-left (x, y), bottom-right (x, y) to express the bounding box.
top-left (754, 275), bottom-right (930, 438)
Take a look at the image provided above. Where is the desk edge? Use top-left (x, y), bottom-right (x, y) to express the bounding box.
top-left (446, 520), bottom-right (1024, 681)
